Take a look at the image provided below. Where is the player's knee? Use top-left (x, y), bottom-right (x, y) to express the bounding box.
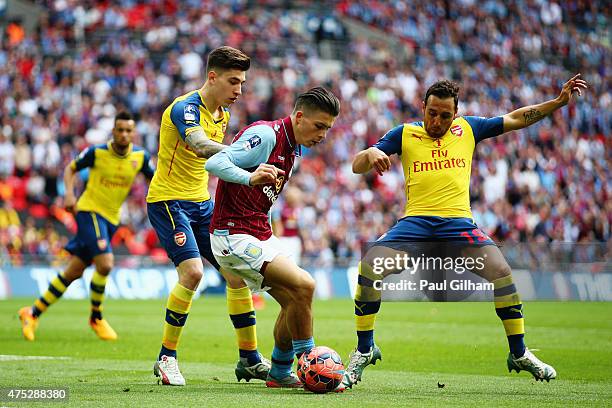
top-left (294, 273), bottom-right (315, 303)
top-left (96, 263), bottom-right (113, 276)
top-left (224, 271), bottom-right (246, 289)
top-left (182, 266), bottom-right (203, 285)
top-left (490, 263), bottom-right (512, 281)
top-left (63, 269), bottom-right (84, 283)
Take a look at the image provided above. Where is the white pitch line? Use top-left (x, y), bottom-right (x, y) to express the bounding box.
top-left (0, 355), bottom-right (71, 361)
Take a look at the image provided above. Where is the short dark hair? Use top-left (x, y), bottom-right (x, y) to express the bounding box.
top-left (206, 46), bottom-right (251, 73)
top-left (114, 111), bottom-right (134, 124)
top-left (424, 80), bottom-right (460, 109)
top-left (293, 87), bottom-right (340, 117)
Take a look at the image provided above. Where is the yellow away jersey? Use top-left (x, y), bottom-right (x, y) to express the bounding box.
top-left (72, 142), bottom-right (154, 225)
top-left (146, 90), bottom-right (230, 203)
top-left (373, 116), bottom-right (503, 218)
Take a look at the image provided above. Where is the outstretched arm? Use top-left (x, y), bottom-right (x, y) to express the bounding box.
top-left (502, 74), bottom-right (587, 133)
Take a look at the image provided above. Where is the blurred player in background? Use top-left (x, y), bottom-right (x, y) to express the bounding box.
top-left (344, 74), bottom-right (588, 387)
top-left (206, 87), bottom-right (340, 388)
top-left (272, 186), bottom-right (303, 264)
top-left (18, 111), bottom-right (154, 341)
top-left (146, 46), bottom-right (270, 386)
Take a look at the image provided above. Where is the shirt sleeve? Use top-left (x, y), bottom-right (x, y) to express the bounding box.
top-left (70, 146), bottom-right (96, 171)
top-left (170, 100), bottom-right (203, 141)
top-left (372, 124), bottom-right (404, 155)
top-left (140, 150), bottom-right (155, 179)
top-left (205, 125), bottom-right (277, 185)
top-left (464, 116), bottom-right (504, 143)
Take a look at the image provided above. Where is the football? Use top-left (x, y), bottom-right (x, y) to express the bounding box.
top-left (297, 346), bottom-right (345, 393)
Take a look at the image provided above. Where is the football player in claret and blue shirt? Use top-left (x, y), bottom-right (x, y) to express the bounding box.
top-left (343, 74), bottom-right (588, 387)
top-left (206, 87), bottom-right (340, 389)
top-left (19, 111), bottom-right (155, 342)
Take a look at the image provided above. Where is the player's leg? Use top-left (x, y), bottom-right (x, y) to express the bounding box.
top-left (344, 217), bottom-right (432, 387)
top-left (263, 288), bottom-right (301, 387)
top-left (342, 246), bottom-right (396, 388)
top-left (193, 200), bottom-right (268, 381)
top-left (209, 233), bottom-right (312, 386)
top-left (148, 200), bottom-right (202, 385)
top-left (88, 253), bottom-right (117, 340)
top-left (18, 211), bottom-right (96, 341)
top-left (153, 256), bottom-right (202, 386)
top-left (19, 256), bottom-right (87, 341)
top-left (222, 269), bottom-right (271, 381)
top-left (462, 240), bottom-right (556, 381)
top-left (87, 215), bottom-right (119, 340)
top-left (261, 255), bottom-right (316, 358)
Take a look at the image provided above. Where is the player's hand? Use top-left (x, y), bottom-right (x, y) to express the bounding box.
top-left (557, 73), bottom-right (588, 106)
top-left (249, 163), bottom-right (285, 186)
top-left (367, 147), bottom-right (391, 176)
top-left (64, 195), bottom-right (76, 213)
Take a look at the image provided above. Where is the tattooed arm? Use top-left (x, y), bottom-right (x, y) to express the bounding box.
top-left (502, 74), bottom-right (587, 133)
top-left (185, 128), bottom-right (225, 159)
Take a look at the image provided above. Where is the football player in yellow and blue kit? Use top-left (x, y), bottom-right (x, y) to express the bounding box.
top-left (146, 46), bottom-right (270, 386)
top-left (18, 111), bottom-right (154, 342)
top-left (343, 74), bottom-right (588, 387)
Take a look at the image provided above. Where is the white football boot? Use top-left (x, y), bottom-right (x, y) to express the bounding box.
top-left (507, 348), bottom-right (557, 382)
top-left (154, 355), bottom-right (186, 386)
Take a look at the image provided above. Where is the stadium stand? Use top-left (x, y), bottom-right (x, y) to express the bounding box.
top-left (0, 0), bottom-right (608, 268)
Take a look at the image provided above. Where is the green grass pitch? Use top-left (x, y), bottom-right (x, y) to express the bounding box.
top-left (1, 297), bottom-right (611, 407)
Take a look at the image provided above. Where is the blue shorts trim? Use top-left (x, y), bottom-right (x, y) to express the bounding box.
top-left (65, 211), bottom-right (117, 264)
top-left (377, 216), bottom-right (495, 245)
top-left (147, 200), bottom-right (220, 269)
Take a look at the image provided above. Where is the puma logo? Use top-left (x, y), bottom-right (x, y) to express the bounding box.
top-left (509, 307), bottom-right (522, 314)
top-left (354, 303), bottom-right (365, 315)
top-left (169, 312), bottom-right (185, 324)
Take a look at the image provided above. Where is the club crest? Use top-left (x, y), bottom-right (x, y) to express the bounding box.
top-left (97, 239), bottom-right (108, 251)
top-left (174, 231), bottom-right (187, 247)
top-left (450, 125), bottom-right (463, 137)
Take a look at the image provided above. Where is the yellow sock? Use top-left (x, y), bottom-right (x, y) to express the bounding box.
top-left (161, 283), bottom-right (194, 355)
top-left (354, 261), bottom-right (381, 353)
top-left (90, 271), bottom-right (108, 320)
top-left (33, 272), bottom-right (69, 317)
top-left (227, 286), bottom-right (259, 363)
top-left (493, 275), bottom-right (526, 357)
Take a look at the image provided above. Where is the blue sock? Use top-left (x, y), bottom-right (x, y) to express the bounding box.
top-left (159, 345), bottom-right (177, 360)
top-left (270, 346), bottom-right (294, 379)
top-left (239, 349), bottom-right (262, 366)
top-left (292, 337), bottom-right (315, 360)
top-left (357, 330), bottom-right (374, 353)
top-left (509, 334), bottom-right (526, 358)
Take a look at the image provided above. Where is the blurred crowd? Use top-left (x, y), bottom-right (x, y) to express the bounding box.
top-left (0, 0), bottom-right (609, 267)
